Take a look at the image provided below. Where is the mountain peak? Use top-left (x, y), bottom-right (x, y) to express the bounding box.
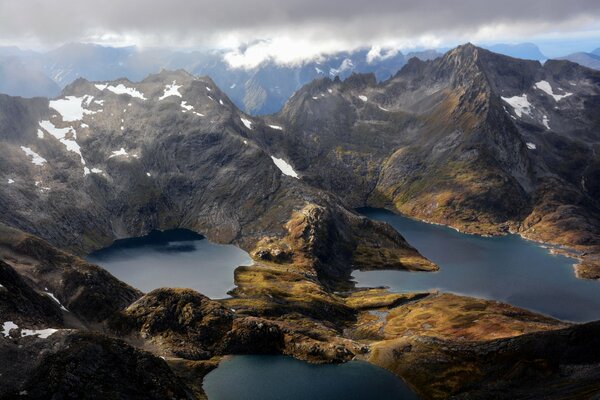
top-left (446, 43), bottom-right (481, 60)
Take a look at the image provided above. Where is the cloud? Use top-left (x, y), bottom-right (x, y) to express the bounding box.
top-left (1, 0), bottom-right (600, 64)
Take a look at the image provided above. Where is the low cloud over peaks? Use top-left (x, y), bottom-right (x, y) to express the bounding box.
top-left (2, 0), bottom-right (600, 63)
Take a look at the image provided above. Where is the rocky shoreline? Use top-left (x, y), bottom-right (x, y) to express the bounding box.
top-left (2, 219), bottom-right (600, 399)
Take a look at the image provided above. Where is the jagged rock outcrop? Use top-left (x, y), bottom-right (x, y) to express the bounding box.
top-left (258, 43), bottom-right (600, 277)
top-left (0, 69), bottom-right (431, 283)
top-left (0, 223), bottom-right (141, 325)
top-left (0, 331), bottom-right (192, 399)
top-left (112, 288), bottom-right (234, 360)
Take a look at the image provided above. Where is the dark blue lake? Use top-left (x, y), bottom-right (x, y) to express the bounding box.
top-left (354, 208), bottom-right (600, 322)
top-left (203, 355), bottom-right (417, 400)
top-left (87, 229), bottom-right (251, 299)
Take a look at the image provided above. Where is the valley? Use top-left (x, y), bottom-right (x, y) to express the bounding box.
top-left (1, 44), bottom-right (600, 399)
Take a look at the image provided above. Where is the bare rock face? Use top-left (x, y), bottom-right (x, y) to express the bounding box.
top-left (0, 260), bottom-right (64, 329)
top-left (219, 316), bottom-right (286, 355)
top-left (0, 223), bottom-right (141, 325)
top-left (261, 43), bottom-right (600, 276)
top-left (0, 69), bottom-right (429, 284)
top-left (1, 331), bottom-right (192, 400)
top-left (113, 288), bottom-right (234, 360)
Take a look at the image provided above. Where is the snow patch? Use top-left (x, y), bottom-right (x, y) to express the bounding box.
top-left (2, 321), bottom-right (57, 338)
top-left (45, 292), bottom-right (68, 311)
top-left (91, 168), bottom-right (103, 174)
top-left (2, 321), bottom-right (18, 337)
top-left (271, 156), bottom-right (299, 178)
top-left (20, 327), bottom-right (58, 339)
top-left (39, 120), bottom-right (85, 165)
top-left (268, 124), bottom-right (283, 130)
top-left (534, 80), bottom-right (573, 101)
top-left (542, 115), bottom-right (550, 130)
top-left (501, 95), bottom-right (532, 118)
top-left (206, 86), bottom-right (212, 92)
top-left (378, 105), bottom-right (390, 112)
top-left (358, 95), bottom-right (368, 102)
top-left (49, 95), bottom-right (96, 122)
top-left (181, 101), bottom-right (194, 111)
top-left (95, 84), bottom-right (108, 91)
top-left (20, 146), bottom-right (46, 166)
top-left (109, 148), bottom-right (129, 158)
top-left (329, 58), bottom-right (354, 77)
top-left (240, 118), bottom-right (253, 129)
top-left (159, 81), bottom-right (183, 100)
top-left (526, 142), bottom-right (537, 150)
top-left (7, 179), bottom-right (14, 184)
top-left (98, 84), bottom-right (146, 100)
top-left (37, 129), bottom-right (44, 139)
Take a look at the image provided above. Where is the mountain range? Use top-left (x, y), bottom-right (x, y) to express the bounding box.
top-left (4, 41), bottom-right (599, 118)
top-left (0, 43), bottom-right (440, 115)
top-left (1, 44), bottom-right (600, 399)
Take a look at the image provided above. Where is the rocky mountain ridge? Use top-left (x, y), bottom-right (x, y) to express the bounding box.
top-left (258, 43), bottom-right (600, 278)
top-left (1, 44), bottom-right (600, 399)
top-left (0, 43), bottom-right (441, 115)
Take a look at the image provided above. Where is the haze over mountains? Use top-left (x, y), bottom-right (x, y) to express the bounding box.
top-left (559, 48), bottom-right (600, 70)
top-left (0, 43), bottom-right (436, 115)
top-left (2, 41), bottom-right (599, 116)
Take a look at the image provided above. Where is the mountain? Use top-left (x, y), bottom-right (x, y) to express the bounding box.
top-left (592, 48), bottom-right (600, 56)
top-left (0, 43), bottom-right (438, 115)
top-left (0, 68), bottom-right (439, 398)
top-left (2, 45), bottom-right (600, 399)
top-left (0, 69), bottom-right (429, 279)
top-left (253, 43), bottom-right (600, 278)
top-left (0, 56), bottom-right (60, 98)
top-left (558, 51), bottom-right (600, 70)
top-left (484, 42), bottom-right (547, 60)
top-left (191, 48), bottom-right (409, 115)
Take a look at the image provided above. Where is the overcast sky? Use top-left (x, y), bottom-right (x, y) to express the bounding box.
top-left (1, 0), bottom-right (599, 65)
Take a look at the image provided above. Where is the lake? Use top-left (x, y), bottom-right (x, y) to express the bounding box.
top-left (203, 355), bottom-right (417, 400)
top-left (353, 208), bottom-right (600, 322)
top-left (87, 229), bottom-right (252, 299)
